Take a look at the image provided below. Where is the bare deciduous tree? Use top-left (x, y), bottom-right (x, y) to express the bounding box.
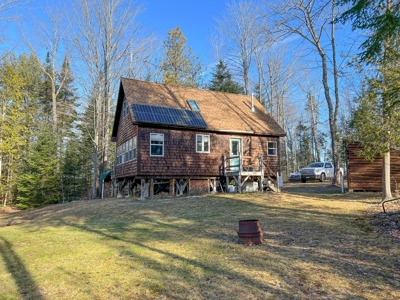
top-left (271, 0), bottom-right (342, 184)
top-left (69, 0), bottom-right (149, 198)
top-left (22, 5), bottom-right (68, 131)
top-left (214, 0), bottom-right (266, 95)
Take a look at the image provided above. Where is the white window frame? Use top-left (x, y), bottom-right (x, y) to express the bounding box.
top-left (117, 136), bottom-right (138, 165)
top-left (121, 142), bottom-right (126, 163)
top-left (129, 136), bottom-right (137, 161)
top-left (150, 133), bottom-right (164, 157)
top-left (196, 134), bottom-right (210, 153)
top-left (267, 141), bottom-right (277, 156)
top-left (123, 101), bottom-right (129, 118)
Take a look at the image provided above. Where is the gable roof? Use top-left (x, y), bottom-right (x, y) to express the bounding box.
top-left (112, 78), bottom-right (286, 141)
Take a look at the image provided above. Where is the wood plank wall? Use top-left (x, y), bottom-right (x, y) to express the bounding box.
top-left (115, 97), bottom-right (138, 178)
top-left (134, 126), bottom-right (280, 178)
top-left (347, 143), bottom-right (400, 191)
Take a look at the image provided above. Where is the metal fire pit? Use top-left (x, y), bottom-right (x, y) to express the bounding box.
top-left (237, 219), bottom-right (264, 245)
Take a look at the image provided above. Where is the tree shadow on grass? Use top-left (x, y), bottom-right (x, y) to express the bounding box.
top-left (5, 193), bottom-right (400, 298)
top-left (57, 194), bottom-right (400, 299)
top-left (62, 219), bottom-right (292, 299)
top-left (0, 236), bottom-right (44, 299)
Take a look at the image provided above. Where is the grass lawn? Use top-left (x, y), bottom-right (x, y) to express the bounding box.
top-left (1, 182), bottom-right (399, 299)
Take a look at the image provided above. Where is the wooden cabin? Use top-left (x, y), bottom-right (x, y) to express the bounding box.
top-left (346, 142), bottom-right (400, 191)
top-left (111, 78), bottom-right (286, 198)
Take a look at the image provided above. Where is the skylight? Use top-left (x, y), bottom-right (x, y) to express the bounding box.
top-left (187, 100), bottom-right (200, 111)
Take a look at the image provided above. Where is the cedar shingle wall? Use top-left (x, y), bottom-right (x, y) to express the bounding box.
top-left (347, 143), bottom-right (400, 191)
top-left (115, 97), bottom-right (138, 178)
top-left (137, 127), bottom-right (279, 177)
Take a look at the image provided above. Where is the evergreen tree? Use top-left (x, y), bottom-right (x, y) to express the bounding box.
top-left (57, 54), bottom-right (78, 146)
top-left (61, 137), bottom-right (92, 202)
top-left (40, 52), bottom-right (53, 123)
top-left (296, 121), bottom-right (313, 168)
top-left (350, 66), bottom-right (400, 166)
top-left (339, 0), bottom-right (400, 63)
top-left (0, 54), bottom-right (42, 206)
top-left (160, 27), bottom-right (202, 88)
top-left (208, 60), bottom-right (243, 94)
top-left (339, 0), bottom-right (400, 200)
top-left (17, 125), bottom-right (60, 208)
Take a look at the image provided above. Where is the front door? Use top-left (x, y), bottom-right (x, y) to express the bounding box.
top-left (230, 138), bottom-right (241, 171)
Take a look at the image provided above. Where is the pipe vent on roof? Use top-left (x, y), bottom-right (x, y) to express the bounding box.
top-left (251, 93), bottom-right (255, 112)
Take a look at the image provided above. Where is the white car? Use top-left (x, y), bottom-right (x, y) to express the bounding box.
top-left (288, 171), bottom-right (301, 182)
top-left (300, 162), bottom-right (343, 183)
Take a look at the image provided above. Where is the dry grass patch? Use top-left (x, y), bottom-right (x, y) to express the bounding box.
top-left (1, 183), bottom-right (399, 299)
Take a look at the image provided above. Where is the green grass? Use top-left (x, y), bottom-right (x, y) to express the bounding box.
top-left (1, 183), bottom-right (399, 299)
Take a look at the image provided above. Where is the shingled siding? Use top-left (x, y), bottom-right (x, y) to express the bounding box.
top-left (137, 126), bottom-right (280, 177)
top-left (347, 143), bottom-right (400, 191)
top-left (115, 101), bottom-right (138, 178)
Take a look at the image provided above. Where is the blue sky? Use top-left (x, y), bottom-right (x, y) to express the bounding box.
top-left (4, 0), bottom-right (228, 67)
top-left (139, 0), bottom-right (228, 69)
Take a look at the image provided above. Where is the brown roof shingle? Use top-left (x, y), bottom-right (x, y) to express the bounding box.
top-left (118, 78), bottom-right (285, 136)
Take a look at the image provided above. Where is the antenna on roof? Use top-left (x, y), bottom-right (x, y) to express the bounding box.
top-left (251, 93), bottom-right (255, 112)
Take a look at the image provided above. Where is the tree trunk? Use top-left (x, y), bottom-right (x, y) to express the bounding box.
top-left (92, 147), bottom-right (99, 199)
top-left (52, 76), bottom-right (58, 131)
top-left (382, 151), bottom-right (393, 201)
top-left (308, 92), bottom-right (320, 162)
top-left (331, 0), bottom-right (341, 185)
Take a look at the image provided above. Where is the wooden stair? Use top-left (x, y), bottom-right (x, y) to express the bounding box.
top-left (263, 179), bottom-right (278, 192)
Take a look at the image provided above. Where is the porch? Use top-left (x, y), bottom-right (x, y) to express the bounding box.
top-left (222, 153), bottom-right (264, 193)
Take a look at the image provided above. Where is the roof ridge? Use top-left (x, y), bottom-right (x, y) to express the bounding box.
top-left (120, 77), bottom-right (252, 99)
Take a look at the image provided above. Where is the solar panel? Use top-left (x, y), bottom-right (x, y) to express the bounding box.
top-left (132, 104), bottom-right (207, 128)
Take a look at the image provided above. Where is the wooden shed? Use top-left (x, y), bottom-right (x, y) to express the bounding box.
top-left (111, 78), bottom-right (286, 198)
top-left (346, 142), bottom-right (400, 191)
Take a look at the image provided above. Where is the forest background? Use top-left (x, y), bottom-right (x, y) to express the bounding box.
top-left (0, 0), bottom-right (396, 208)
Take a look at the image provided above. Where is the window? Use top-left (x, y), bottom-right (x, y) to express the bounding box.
top-left (116, 136), bottom-right (137, 165)
top-left (325, 163), bottom-right (332, 168)
top-left (125, 140), bottom-right (129, 162)
top-left (129, 137), bottom-right (137, 160)
top-left (267, 141), bottom-right (277, 156)
top-left (187, 99), bottom-right (200, 111)
top-left (121, 143), bottom-right (125, 162)
top-left (196, 134), bottom-right (210, 153)
top-left (123, 101), bottom-right (129, 118)
top-left (150, 133), bottom-right (164, 156)
top-left (116, 146), bottom-right (121, 165)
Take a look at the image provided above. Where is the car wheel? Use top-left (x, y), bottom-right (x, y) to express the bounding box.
top-left (320, 173), bottom-right (326, 182)
top-left (301, 178), bottom-right (306, 183)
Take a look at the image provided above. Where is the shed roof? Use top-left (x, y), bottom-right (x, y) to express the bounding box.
top-left (112, 78), bottom-right (286, 140)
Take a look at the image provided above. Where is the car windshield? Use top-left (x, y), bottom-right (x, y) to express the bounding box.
top-left (307, 163), bottom-right (324, 168)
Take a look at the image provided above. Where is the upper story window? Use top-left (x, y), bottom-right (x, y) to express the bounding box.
top-left (187, 99), bottom-right (200, 111)
top-left (196, 134), bottom-right (210, 153)
top-left (267, 141), bottom-right (277, 156)
top-left (129, 137), bottom-right (137, 161)
top-left (150, 133), bottom-right (164, 156)
top-left (116, 136), bottom-right (137, 165)
top-left (123, 101), bottom-right (129, 118)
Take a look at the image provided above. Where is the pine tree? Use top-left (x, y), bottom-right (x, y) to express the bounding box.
top-left (17, 125), bottom-right (60, 208)
top-left (0, 54), bottom-right (43, 206)
top-left (208, 60), bottom-right (243, 94)
top-left (40, 52), bottom-right (53, 122)
top-left (61, 137), bottom-right (92, 202)
top-left (160, 27), bottom-right (202, 88)
top-left (57, 53), bottom-right (78, 157)
top-left (339, 0), bottom-right (400, 200)
top-left (350, 64), bottom-right (400, 168)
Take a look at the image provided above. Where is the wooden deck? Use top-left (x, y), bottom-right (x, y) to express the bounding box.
top-left (223, 153), bottom-right (264, 192)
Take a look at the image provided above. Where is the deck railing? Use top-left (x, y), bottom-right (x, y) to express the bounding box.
top-left (223, 153), bottom-right (263, 176)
